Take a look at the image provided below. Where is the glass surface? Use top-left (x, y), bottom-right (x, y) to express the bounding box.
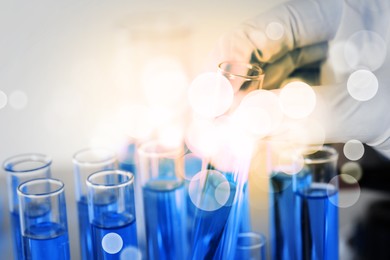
top-left (293, 146), bottom-right (339, 260)
top-left (18, 178), bottom-right (70, 260)
top-left (234, 232), bottom-right (266, 260)
top-left (269, 171), bottom-right (296, 260)
top-left (137, 141), bottom-right (187, 260)
top-left (73, 148), bottom-right (116, 260)
top-left (3, 153), bottom-right (52, 260)
top-left (218, 61), bottom-right (264, 92)
top-left (87, 170), bottom-right (138, 260)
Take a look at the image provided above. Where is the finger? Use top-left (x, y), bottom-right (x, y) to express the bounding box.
top-left (260, 42), bottom-right (328, 89)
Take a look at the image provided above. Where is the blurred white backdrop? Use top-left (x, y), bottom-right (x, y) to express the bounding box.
top-left (0, 0), bottom-right (288, 259)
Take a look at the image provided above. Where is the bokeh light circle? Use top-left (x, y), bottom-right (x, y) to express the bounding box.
top-left (9, 90), bottom-right (28, 110)
top-left (274, 153), bottom-right (304, 176)
top-left (341, 162), bottom-right (363, 182)
top-left (214, 182), bottom-right (231, 206)
top-left (328, 175), bottom-right (361, 208)
top-left (347, 70), bottom-right (378, 101)
top-left (188, 170), bottom-right (231, 211)
top-left (279, 81), bottom-right (316, 119)
top-left (344, 30), bottom-right (387, 71)
top-left (120, 246), bottom-right (142, 260)
top-left (265, 22), bottom-right (285, 41)
top-left (188, 72), bottom-right (234, 118)
top-left (233, 89), bottom-right (283, 136)
top-left (0, 90), bottom-right (7, 110)
top-left (327, 41), bottom-right (352, 74)
top-left (102, 233), bottom-right (123, 254)
top-left (343, 140), bottom-right (365, 161)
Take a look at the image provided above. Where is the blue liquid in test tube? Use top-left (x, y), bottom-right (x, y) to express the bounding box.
top-left (293, 146), bottom-right (339, 260)
top-left (137, 142), bottom-right (187, 260)
top-left (18, 178), bottom-right (70, 260)
top-left (269, 172), bottom-right (296, 260)
top-left (23, 222), bottom-right (70, 260)
top-left (87, 170), bottom-right (139, 260)
top-left (3, 154), bottom-right (52, 260)
top-left (73, 148), bottom-right (116, 260)
top-left (143, 181), bottom-right (187, 259)
top-left (295, 185), bottom-right (338, 260)
top-left (118, 143), bottom-right (137, 173)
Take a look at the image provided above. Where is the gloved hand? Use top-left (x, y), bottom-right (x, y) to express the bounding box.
top-left (206, 0), bottom-right (390, 158)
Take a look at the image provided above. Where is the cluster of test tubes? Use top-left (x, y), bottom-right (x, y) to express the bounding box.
top-left (0, 61), bottom-right (267, 260)
top-left (1, 140), bottom-right (267, 260)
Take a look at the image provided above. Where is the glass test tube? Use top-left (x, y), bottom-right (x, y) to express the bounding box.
top-left (3, 154), bottom-right (52, 260)
top-left (218, 61), bottom-right (264, 113)
top-left (293, 146), bottom-right (339, 260)
top-left (234, 232), bottom-right (267, 260)
top-left (73, 148), bottom-right (116, 260)
top-left (18, 178), bottom-right (70, 260)
top-left (87, 170), bottom-right (139, 260)
top-left (189, 61), bottom-right (263, 260)
top-left (137, 141), bottom-right (187, 260)
top-left (268, 141), bottom-right (302, 260)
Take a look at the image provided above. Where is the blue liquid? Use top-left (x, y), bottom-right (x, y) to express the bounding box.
top-left (143, 180), bottom-right (187, 260)
top-left (269, 172), bottom-right (296, 260)
top-left (295, 185), bottom-right (338, 260)
top-left (91, 216), bottom-right (137, 260)
top-left (22, 222), bottom-right (70, 260)
top-left (77, 196), bottom-right (92, 260)
top-left (239, 182), bottom-right (251, 233)
top-left (184, 154), bottom-right (202, 241)
top-left (11, 211), bottom-right (23, 260)
top-left (119, 143), bottom-right (137, 174)
top-left (190, 177), bottom-right (237, 259)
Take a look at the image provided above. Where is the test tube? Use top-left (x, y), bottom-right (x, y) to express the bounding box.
top-left (3, 153), bottom-right (52, 260)
top-left (72, 148), bottom-right (116, 260)
top-left (17, 178), bottom-right (70, 260)
top-left (137, 141), bottom-right (187, 260)
top-left (234, 232), bottom-right (267, 260)
top-left (87, 170), bottom-right (139, 259)
top-left (268, 141), bottom-right (302, 260)
top-left (293, 146), bottom-right (339, 260)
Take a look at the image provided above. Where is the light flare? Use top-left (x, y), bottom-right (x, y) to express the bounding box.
top-left (279, 81), bottom-right (316, 119)
top-left (188, 72), bottom-right (234, 118)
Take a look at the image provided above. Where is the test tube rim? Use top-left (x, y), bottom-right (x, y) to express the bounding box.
top-left (218, 61), bottom-right (264, 81)
top-left (301, 145), bottom-right (339, 165)
top-left (17, 177), bottom-right (65, 199)
top-left (3, 153), bottom-right (52, 174)
top-left (86, 169), bottom-right (134, 189)
top-left (236, 232), bottom-right (267, 250)
top-left (137, 140), bottom-right (183, 159)
top-left (73, 147), bottom-right (117, 167)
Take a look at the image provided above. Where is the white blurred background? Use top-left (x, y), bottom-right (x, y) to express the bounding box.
top-left (0, 1), bottom-right (287, 259)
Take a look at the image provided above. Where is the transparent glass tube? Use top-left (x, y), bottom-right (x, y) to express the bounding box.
top-left (234, 232), bottom-right (267, 260)
top-left (137, 141), bottom-right (187, 259)
top-left (267, 141), bottom-right (302, 260)
top-left (86, 170), bottom-right (139, 259)
top-left (72, 148), bottom-right (116, 260)
top-left (17, 178), bottom-right (70, 260)
top-left (3, 153), bottom-right (52, 260)
top-left (218, 61), bottom-right (264, 115)
top-left (293, 146), bottom-right (339, 260)
top-left (218, 61), bottom-right (264, 89)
